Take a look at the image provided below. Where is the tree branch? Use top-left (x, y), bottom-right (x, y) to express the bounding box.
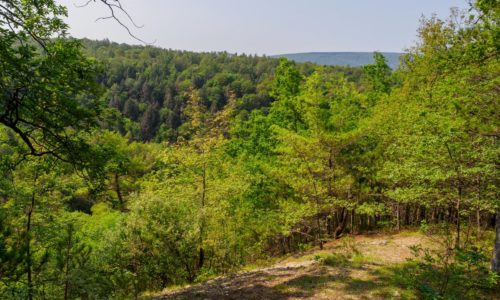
top-left (75, 0), bottom-right (155, 44)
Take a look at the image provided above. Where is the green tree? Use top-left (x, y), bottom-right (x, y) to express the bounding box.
top-left (375, 4), bottom-right (499, 252)
top-left (362, 52), bottom-right (393, 95)
top-left (0, 0), bottom-right (103, 166)
top-left (269, 58), bottom-right (304, 131)
top-left (272, 68), bottom-right (373, 245)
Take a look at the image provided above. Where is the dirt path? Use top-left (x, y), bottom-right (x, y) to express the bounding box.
top-left (154, 232), bottom-right (430, 300)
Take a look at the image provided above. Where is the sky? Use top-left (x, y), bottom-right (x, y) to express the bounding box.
top-left (58, 0), bottom-right (470, 55)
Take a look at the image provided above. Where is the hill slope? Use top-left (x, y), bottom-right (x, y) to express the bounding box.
top-left (273, 52), bottom-right (402, 69)
top-left (155, 232), bottom-right (430, 299)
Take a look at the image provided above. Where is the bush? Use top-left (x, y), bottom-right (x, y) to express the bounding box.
top-left (401, 244), bottom-right (499, 299)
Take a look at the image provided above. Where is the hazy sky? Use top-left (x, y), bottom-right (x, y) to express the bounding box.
top-left (58, 0), bottom-right (469, 55)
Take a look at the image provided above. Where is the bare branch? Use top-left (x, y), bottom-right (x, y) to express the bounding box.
top-left (104, 0), bottom-right (144, 29)
top-left (74, 0), bottom-right (93, 8)
top-left (75, 0), bottom-right (155, 44)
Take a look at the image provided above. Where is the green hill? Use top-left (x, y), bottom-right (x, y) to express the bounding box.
top-left (273, 52), bottom-right (402, 69)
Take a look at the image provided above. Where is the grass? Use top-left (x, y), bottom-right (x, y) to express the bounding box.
top-left (298, 250), bottom-right (331, 262)
top-left (351, 253), bottom-right (377, 268)
top-left (240, 256), bottom-right (283, 272)
top-left (396, 230), bottom-right (426, 238)
top-left (321, 253), bottom-right (350, 267)
top-left (320, 251), bottom-right (378, 268)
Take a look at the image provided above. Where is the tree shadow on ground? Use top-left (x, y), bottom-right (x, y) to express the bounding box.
top-left (156, 260), bottom-right (415, 300)
top-left (276, 262), bottom-right (412, 299)
top-left (157, 266), bottom-right (313, 300)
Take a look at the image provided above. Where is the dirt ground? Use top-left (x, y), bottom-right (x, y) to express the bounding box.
top-left (153, 232), bottom-right (432, 300)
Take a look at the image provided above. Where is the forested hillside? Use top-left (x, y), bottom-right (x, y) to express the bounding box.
top-left (273, 52), bottom-right (401, 69)
top-left (0, 1), bottom-right (499, 299)
top-left (82, 40), bottom-right (364, 142)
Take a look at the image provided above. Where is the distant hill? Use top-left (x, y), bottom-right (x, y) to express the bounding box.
top-left (272, 52), bottom-right (402, 69)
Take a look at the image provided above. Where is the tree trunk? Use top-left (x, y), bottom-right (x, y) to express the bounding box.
top-left (198, 164), bottom-right (206, 271)
top-left (333, 208), bottom-right (348, 239)
top-left (405, 204), bottom-right (410, 225)
top-left (27, 190), bottom-right (35, 300)
top-left (447, 206), bottom-right (452, 224)
top-left (492, 209), bottom-right (500, 274)
top-left (26, 170), bottom-right (39, 300)
top-left (476, 205), bottom-right (481, 238)
top-left (114, 172), bottom-right (125, 210)
top-left (350, 210), bottom-right (354, 234)
top-left (64, 227), bottom-right (73, 300)
top-left (455, 187), bottom-right (462, 249)
top-left (415, 206), bottom-right (420, 225)
top-left (396, 203), bottom-right (400, 231)
top-left (420, 206), bottom-right (426, 223)
top-left (316, 203), bottom-right (322, 248)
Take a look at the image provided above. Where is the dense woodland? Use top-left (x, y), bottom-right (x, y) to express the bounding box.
top-left (82, 39), bottom-right (363, 142)
top-left (0, 0), bottom-right (499, 299)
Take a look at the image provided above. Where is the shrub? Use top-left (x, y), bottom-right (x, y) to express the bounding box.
top-left (401, 244), bottom-right (499, 299)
